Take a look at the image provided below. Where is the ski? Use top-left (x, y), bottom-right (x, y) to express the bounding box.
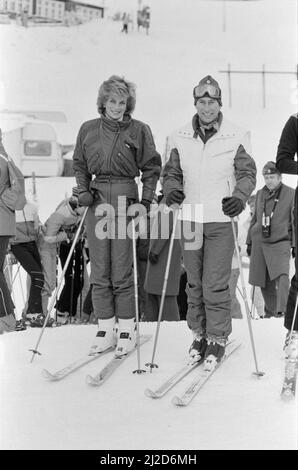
top-left (145, 359), bottom-right (204, 399)
top-left (281, 359), bottom-right (297, 400)
top-left (42, 347), bottom-right (115, 381)
top-left (86, 334), bottom-right (151, 386)
top-left (172, 341), bottom-right (241, 407)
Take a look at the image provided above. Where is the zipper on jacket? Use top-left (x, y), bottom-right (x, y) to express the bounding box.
top-left (107, 122), bottom-right (121, 205)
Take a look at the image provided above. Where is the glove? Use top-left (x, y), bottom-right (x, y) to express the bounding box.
top-left (222, 197), bottom-right (244, 217)
top-left (141, 199), bottom-right (151, 213)
top-left (149, 251), bottom-right (159, 264)
top-left (246, 244), bottom-right (252, 257)
top-left (166, 190), bottom-right (185, 207)
top-left (78, 191), bottom-right (94, 207)
top-left (292, 247), bottom-right (296, 259)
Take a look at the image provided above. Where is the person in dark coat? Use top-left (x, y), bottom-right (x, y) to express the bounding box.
top-left (0, 132), bottom-right (16, 333)
top-left (276, 113), bottom-right (298, 357)
top-left (144, 200), bottom-right (181, 322)
top-left (73, 75), bottom-right (161, 356)
top-left (247, 161), bottom-right (295, 318)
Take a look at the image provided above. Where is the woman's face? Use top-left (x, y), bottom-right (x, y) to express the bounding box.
top-left (105, 93), bottom-right (127, 121)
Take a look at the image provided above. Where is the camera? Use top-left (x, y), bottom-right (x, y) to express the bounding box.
top-left (262, 214), bottom-right (271, 238)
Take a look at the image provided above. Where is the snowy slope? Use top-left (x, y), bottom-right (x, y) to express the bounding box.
top-left (0, 0), bottom-right (297, 451)
top-left (0, 319), bottom-right (297, 450)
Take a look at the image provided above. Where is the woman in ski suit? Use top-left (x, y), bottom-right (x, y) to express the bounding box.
top-left (73, 75), bottom-right (161, 356)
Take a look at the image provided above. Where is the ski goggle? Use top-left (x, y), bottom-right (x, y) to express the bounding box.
top-left (193, 83), bottom-right (221, 100)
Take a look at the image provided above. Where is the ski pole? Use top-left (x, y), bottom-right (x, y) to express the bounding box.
top-left (18, 266), bottom-right (26, 306)
top-left (79, 240), bottom-right (84, 320)
top-left (288, 288), bottom-right (298, 343)
top-left (146, 207), bottom-right (179, 372)
top-left (29, 207), bottom-right (88, 362)
top-left (250, 285), bottom-right (256, 319)
top-left (54, 245), bottom-right (59, 322)
top-left (131, 216), bottom-right (146, 374)
top-left (230, 215), bottom-right (265, 377)
top-left (69, 244), bottom-right (76, 324)
top-left (5, 255), bottom-right (15, 303)
top-left (227, 181), bottom-right (264, 377)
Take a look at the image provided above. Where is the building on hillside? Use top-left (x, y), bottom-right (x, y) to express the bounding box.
top-left (0, 0), bottom-right (105, 23)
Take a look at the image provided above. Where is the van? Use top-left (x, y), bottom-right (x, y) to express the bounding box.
top-left (0, 111), bottom-right (65, 177)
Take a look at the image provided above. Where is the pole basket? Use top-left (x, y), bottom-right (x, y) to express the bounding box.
top-left (252, 371), bottom-right (265, 378)
top-left (132, 368), bottom-right (146, 374)
top-left (145, 362), bottom-right (159, 373)
top-left (29, 348), bottom-right (42, 363)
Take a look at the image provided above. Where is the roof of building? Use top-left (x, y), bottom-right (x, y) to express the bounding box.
top-left (68, 0), bottom-right (105, 9)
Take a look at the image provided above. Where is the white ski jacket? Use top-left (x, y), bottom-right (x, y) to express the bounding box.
top-left (164, 117), bottom-right (256, 223)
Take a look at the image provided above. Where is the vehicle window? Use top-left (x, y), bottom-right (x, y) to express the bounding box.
top-left (24, 140), bottom-right (52, 156)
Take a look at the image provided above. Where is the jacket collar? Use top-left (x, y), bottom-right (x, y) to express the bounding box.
top-left (101, 114), bottom-right (132, 131)
top-left (178, 114), bottom-right (240, 140)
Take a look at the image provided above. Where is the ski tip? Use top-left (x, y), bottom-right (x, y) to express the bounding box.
top-left (144, 388), bottom-right (159, 398)
top-left (41, 369), bottom-right (51, 379)
top-left (86, 374), bottom-right (102, 386)
top-left (172, 396), bottom-right (186, 407)
top-left (41, 369), bottom-right (59, 381)
top-left (86, 374), bottom-right (95, 385)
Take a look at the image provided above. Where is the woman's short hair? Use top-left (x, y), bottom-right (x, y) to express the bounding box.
top-left (97, 75), bottom-right (136, 116)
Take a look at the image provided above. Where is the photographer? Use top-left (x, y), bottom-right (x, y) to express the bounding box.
top-left (247, 161), bottom-right (295, 318)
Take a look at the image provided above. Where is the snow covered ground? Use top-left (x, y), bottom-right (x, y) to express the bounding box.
top-left (0, 0), bottom-right (297, 451)
top-left (0, 318), bottom-right (297, 450)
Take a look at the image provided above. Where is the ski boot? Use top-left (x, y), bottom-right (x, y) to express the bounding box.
top-left (15, 318), bottom-right (27, 331)
top-left (204, 336), bottom-right (227, 371)
top-left (89, 317), bottom-right (117, 356)
top-left (115, 318), bottom-right (136, 357)
top-left (284, 331), bottom-right (298, 361)
top-left (188, 332), bottom-right (207, 364)
top-left (56, 311), bottom-right (69, 325)
top-left (25, 313), bottom-right (39, 326)
top-left (30, 314), bottom-right (59, 328)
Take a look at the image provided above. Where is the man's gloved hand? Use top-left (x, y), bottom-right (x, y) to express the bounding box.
top-left (292, 247), bottom-right (296, 259)
top-left (246, 244), bottom-right (252, 257)
top-left (222, 196), bottom-right (244, 217)
top-left (149, 251), bottom-right (159, 264)
top-left (141, 199), bottom-right (151, 213)
top-left (78, 191), bottom-right (94, 207)
top-left (166, 190), bottom-right (185, 207)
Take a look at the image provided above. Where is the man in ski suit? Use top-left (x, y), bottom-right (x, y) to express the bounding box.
top-left (73, 75), bottom-right (161, 356)
top-left (276, 113), bottom-right (298, 359)
top-left (246, 161), bottom-right (295, 319)
top-left (163, 75), bottom-right (256, 368)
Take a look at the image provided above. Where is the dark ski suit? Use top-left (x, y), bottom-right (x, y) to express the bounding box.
top-left (276, 113), bottom-right (298, 329)
top-left (73, 115), bottom-right (161, 320)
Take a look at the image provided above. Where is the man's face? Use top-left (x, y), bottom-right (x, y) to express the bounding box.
top-left (264, 174), bottom-right (281, 191)
top-left (195, 97), bottom-right (220, 123)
